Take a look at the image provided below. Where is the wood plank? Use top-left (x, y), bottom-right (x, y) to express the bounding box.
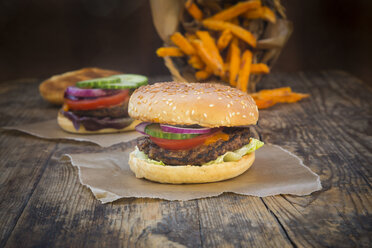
top-left (0, 79), bottom-right (59, 246)
top-left (4, 143), bottom-right (203, 247)
top-left (5, 140), bottom-right (293, 247)
top-left (2, 72), bottom-right (371, 247)
top-left (255, 71), bottom-right (372, 247)
top-left (196, 194), bottom-right (293, 247)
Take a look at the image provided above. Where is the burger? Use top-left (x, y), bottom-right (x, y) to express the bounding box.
top-left (128, 82), bottom-right (264, 184)
top-left (58, 74), bottom-right (148, 134)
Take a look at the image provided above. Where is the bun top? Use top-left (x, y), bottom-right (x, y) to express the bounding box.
top-left (128, 82), bottom-right (258, 127)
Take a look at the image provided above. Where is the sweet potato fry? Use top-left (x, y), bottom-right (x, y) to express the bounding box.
top-left (196, 31), bottom-right (221, 59)
top-left (252, 98), bottom-right (276, 109)
top-left (244, 7), bottom-right (262, 19)
top-left (244, 6), bottom-right (276, 23)
top-left (229, 17), bottom-right (240, 26)
top-left (237, 50), bottom-right (252, 92)
top-left (170, 32), bottom-right (196, 55)
top-left (206, 0), bottom-right (261, 21)
top-left (191, 39), bottom-right (224, 76)
top-left (188, 55), bottom-right (205, 69)
top-left (250, 87), bottom-right (310, 109)
top-left (156, 47), bottom-right (184, 57)
top-left (258, 87), bottom-right (292, 98)
top-left (195, 68), bottom-right (212, 80)
top-left (250, 63), bottom-right (270, 74)
top-left (202, 19), bottom-right (257, 48)
top-left (195, 31), bottom-right (225, 76)
top-left (228, 38), bottom-right (240, 86)
top-left (277, 93), bottom-right (310, 103)
top-left (217, 29), bottom-right (233, 50)
top-left (185, 0), bottom-right (203, 21)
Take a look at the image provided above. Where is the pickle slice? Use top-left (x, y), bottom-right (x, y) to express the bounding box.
top-left (145, 124), bottom-right (199, 140)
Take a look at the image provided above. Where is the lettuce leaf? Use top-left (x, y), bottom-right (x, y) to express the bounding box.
top-left (134, 146), bottom-right (165, 165)
top-left (134, 138), bottom-right (264, 166)
top-left (204, 138), bottom-right (264, 164)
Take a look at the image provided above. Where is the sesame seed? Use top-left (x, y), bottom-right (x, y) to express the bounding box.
top-left (169, 102), bottom-right (173, 106)
top-left (204, 113), bottom-right (207, 118)
top-left (163, 111), bottom-right (167, 115)
top-left (197, 96), bottom-right (201, 100)
top-left (218, 97), bottom-right (222, 100)
top-left (209, 104), bottom-right (214, 107)
top-left (173, 106), bottom-right (176, 110)
top-left (237, 112), bottom-right (240, 115)
top-left (186, 110), bottom-right (190, 115)
top-left (191, 110), bottom-right (195, 115)
top-left (242, 115), bottom-right (247, 118)
top-left (227, 104), bottom-right (230, 108)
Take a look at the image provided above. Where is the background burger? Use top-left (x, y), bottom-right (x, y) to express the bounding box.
top-left (128, 82), bottom-right (264, 184)
top-left (58, 74), bottom-right (147, 134)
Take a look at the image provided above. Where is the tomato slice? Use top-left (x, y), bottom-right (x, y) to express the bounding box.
top-left (149, 129), bottom-right (221, 150)
top-left (66, 90), bottom-right (129, 110)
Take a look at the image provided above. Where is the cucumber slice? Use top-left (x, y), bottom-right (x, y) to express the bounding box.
top-left (145, 124), bottom-right (200, 140)
top-left (76, 74), bottom-right (148, 89)
top-left (111, 74), bottom-right (148, 87)
top-left (76, 77), bottom-right (121, 88)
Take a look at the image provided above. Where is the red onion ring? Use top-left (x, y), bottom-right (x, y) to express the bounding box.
top-left (65, 87), bottom-right (119, 98)
top-left (160, 124), bottom-right (212, 134)
top-left (135, 122), bottom-right (151, 135)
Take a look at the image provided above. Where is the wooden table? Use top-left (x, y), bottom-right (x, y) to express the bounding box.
top-left (0, 71), bottom-right (371, 247)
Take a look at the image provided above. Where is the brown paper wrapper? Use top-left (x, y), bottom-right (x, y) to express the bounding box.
top-left (150, 0), bottom-right (293, 92)
top-left (62, 144), bottom-right (322, 203)
top-left (2, 119), bottom-right (142, 147)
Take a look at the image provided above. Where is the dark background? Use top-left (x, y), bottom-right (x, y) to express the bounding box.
top-left (0, 0), bottom-right (371, 84)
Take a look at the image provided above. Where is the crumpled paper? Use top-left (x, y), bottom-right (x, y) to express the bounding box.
top-left (62, 144), bottom-right (322, 203)
top-left (2, 119), bottom-right (142, 147)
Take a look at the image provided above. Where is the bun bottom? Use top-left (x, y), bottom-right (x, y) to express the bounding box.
top-left (129, 149), bottom-right (255, 184)
top-left (57, 113), bottom-right (140, 134)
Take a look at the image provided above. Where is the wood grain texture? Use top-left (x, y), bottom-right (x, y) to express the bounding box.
top-left (0, 71), bottom-right (371, 247)
top-left (0, 79), bottom-right (59, 247)
top-left (255, 71), bottom-right (372, 247)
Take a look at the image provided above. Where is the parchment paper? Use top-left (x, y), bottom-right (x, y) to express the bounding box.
top-left (2, 119), bottom-right (143, 147)
top-left (63, 144), bottom-right (322, 203)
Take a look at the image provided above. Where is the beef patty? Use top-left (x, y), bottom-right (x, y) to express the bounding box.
top-left (71, 98), bottom-right (129, 118)
top-left (137, 127), bottom-right (251, 166)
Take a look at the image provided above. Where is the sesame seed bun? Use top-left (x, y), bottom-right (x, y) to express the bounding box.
top-left (57, 112), bottom-right (140, 134)
top-left (129, 148), bottom-right (255, 184)
top-left (128, 82), bottom-right (258, 127)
